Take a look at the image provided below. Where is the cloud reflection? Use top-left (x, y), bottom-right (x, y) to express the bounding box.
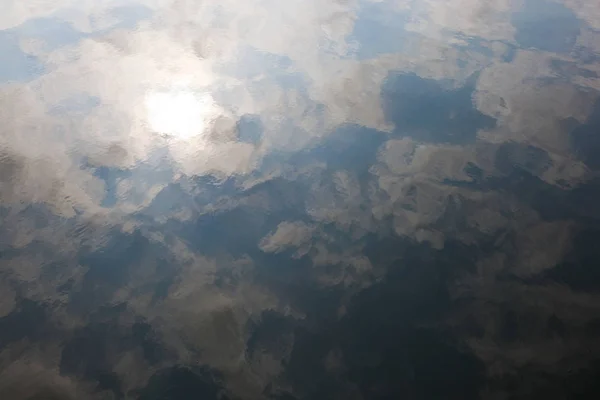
top-left (144, 89), bottom-right (217, 140)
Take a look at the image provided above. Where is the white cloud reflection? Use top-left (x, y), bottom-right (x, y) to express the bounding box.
top-left (144, 89), bottom-right (217, 140)
top-left (0, 0), bottom-right (597, 222)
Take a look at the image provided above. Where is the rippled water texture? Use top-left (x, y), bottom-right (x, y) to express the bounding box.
top-left (2, 0), bottom-right (600, 399)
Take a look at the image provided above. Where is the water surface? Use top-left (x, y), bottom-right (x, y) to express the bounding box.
top-left (2, 0), bottom-right (600, 399)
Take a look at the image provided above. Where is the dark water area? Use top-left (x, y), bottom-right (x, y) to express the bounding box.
top-left (2, 1), bottom-right (600, 399)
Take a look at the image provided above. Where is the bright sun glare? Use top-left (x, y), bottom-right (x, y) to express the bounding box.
top-left (145, 90), bottom-right (215, 140)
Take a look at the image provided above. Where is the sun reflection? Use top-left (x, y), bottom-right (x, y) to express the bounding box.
top-left (144, 90), bottom-right (216, 140)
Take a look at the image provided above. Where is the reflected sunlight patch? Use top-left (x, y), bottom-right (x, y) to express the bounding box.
top-left (144, 90), bottom-right (216, 140)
